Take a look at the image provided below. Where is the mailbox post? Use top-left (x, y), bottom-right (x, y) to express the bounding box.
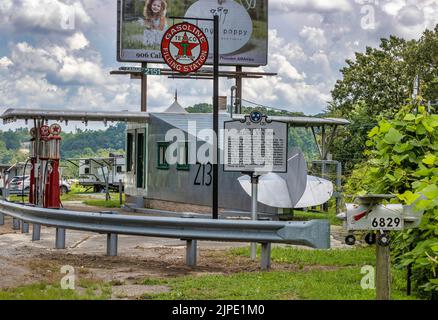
top-left (339, 194), bottom-right (424, 300)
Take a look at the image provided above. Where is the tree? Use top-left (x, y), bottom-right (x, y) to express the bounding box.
top-left (3, 131), bottom-right (21, 150)
top-left (346, 103), bottom-right (438, 298)
top-left (327, 25), bottom-right (438, 170)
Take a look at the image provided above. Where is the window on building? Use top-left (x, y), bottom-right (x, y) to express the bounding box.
top-left (116, 166), bottom-right (123, 173)
top-left (177, 142), bottom-right (190, 170)
top-left (84, 168), bottom-right (90, 174)
top-left (127, 133), bottom-right (134, 172)
top-left (157, 142), bottom-right (170, 170)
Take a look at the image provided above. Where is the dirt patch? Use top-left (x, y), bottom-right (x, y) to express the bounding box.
top-left (25, 248), bottom-right (342, 288)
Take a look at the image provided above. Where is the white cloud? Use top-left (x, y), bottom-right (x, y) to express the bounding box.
top-left (11, 42), bottom-right (60, 74)
top-left (9, 74), bottom-right (67, 107)
top-left (397, 5), bottom-right (425, 26)
top-left (299, 26), bottom-right (327, 49)
top-left (0, 57), bottom-right (13, 69)
top-left (66, 32), bottom-right (89, 51)
top-left (0, 0), bottom-right (92, 32)
top-left (271, 0), bottom-right (352, 14)
top-left (59, 56), bottom-right (105, 84)
top-left (9, 41), bottom-right (105, 85)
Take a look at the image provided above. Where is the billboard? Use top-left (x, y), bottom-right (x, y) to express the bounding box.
top-left (117, 0), bottom-right (268, 67)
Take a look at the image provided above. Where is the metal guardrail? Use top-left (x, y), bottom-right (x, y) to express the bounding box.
top-left (0, 200), bottom-right (330, 270)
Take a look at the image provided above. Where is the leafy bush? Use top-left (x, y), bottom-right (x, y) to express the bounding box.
top-left (346, 102), bottom-right (438, 298)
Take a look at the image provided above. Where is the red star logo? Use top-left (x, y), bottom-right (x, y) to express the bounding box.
top-left (171, 33), bottom-right (199, 60)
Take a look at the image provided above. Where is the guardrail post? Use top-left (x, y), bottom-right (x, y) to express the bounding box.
top-left (186, 239), bottom-right (197, 267)
top-left (32, 224), bottom-right (41, 241)
top-left (260, 242), bottom-right (271, 271)
top-left (102, 211), bottom-right (118, 256)
top-left (0, 213), bottom-right (4, 225)
top-left (21, 221), bottom-right (29, 234)
top-left (107, 233), bottom-right (118, 257)
top-left (55, 228), bottom-right (66, 249)
top-left (12, 218), bottom-right (20, 230)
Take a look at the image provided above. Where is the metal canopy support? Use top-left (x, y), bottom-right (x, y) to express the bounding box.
top-left (32, 119), bottom-right (41, 241)
top-left (310, 124), bottom-right (339, 161)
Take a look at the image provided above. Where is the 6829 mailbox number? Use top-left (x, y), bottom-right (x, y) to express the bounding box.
top-left (371, 217), bottom-right (402, 230)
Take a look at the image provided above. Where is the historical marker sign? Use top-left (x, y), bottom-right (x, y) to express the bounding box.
top-left (224, 112), bottom-right (288, 173)
top-left (161, 22), bottom-right (209, 73)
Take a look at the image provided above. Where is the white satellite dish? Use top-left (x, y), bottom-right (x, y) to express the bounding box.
top-left (238, 173), bottom-right (294, 208)
top-left (238, 174), bottom-right (333, 209)
top-left (294, 175), bottom-right (333, 208)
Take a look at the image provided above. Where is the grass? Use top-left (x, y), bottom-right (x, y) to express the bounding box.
top-left (7, 188), bottom-right (125, 209)
top-left (0, 280), bottom-right (112, 300)
top-left (144, 247), bottom-right (419, 300)
top-left (230, 246), bottom-right (375, 266)
top-left (82, 198), bottom-right (124, 208)
top-left (290, 209), bottom-right (342, 226)
top-left (0, 247), bottom-right (421, 300)
top-left (148, 267), bottom-right (414, 300)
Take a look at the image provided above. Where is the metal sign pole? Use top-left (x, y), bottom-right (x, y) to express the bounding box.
top-left (212, 14), bottom-right (219, 220)
top-left (141, 62), bottom-right (148, 112)
top-left (250, 174), bottom-right (259, 260)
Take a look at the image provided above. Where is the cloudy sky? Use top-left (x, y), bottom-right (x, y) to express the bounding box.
top-left (0, 0), bottom-right (437, 129)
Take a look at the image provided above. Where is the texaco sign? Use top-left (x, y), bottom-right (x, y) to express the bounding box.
top-left (161, 22), bottom-right (209, 74)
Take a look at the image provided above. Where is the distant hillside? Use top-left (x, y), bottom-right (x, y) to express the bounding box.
top-left (0, 123), bottom-right (126, 164)
top-left (61, 122), bottom-right (126, 159)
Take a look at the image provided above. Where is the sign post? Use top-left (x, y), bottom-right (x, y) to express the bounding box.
top-left (225, 111), bottom-right (288, 258)
top-left (376, 232), bottom-right (391, 300)
top-left (213, 15), bottom-right (219, 220)
top-left (250, 173), bottom-right (259, 260)
top-left (161, 18), bottom-right (219, 220)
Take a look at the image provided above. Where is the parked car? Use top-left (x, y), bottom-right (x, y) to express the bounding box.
top-left (8, 175), bottom-right (71, 195)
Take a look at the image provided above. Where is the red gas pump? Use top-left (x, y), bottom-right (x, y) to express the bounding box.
top-left (44, 124), bottom-right (62, 209)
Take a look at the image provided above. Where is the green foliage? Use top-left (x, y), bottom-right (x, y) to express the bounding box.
top-left (328, 25), bottom-right (438, 171)
top-left (0, 128), bottom-right (30, 164)
top-left (61, 123), bottom-right (126, 159)
top-left (346, 103), bottom-right (438, 298)
top-left (185, 103), bottom-right (213, 113)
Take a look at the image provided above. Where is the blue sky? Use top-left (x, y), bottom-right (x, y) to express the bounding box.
top-left (0, 0), bottom-right (437, 131)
